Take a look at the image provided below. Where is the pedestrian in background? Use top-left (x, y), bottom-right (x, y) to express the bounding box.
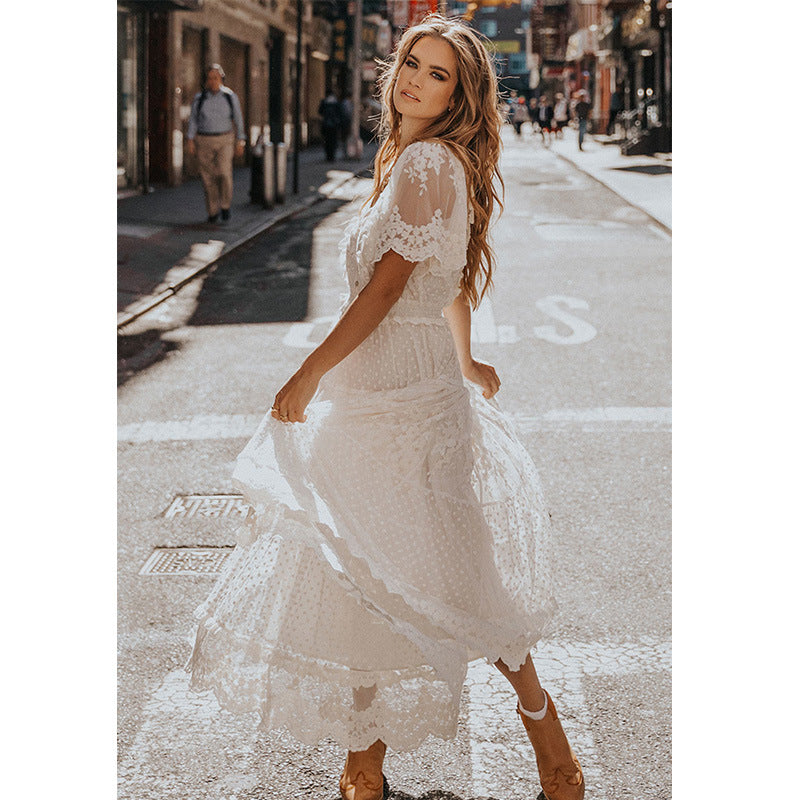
top-left (552, 92), bottom-right (569, 138)
top-left (504, 90), bottom-right (519, 125)
top-left (510, 96), bottom-right (530, 137)
top-left (319, 91), bottom-right (342, 162)
top-left (607, 88), bottom-right (623, 136)
top-left (186, 13), bottom-right (585, 800)
top-left (535, 95), bottom-right (554, 145)
top-left (339, 93), bottom-right (353, 158)
top-left (574, 89), bottom-right (592, 151)
top-left (187, 64), bottom-right (246, 224)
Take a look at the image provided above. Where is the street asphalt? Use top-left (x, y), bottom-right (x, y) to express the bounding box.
top-left (117, 124), bottom-right (671, 800)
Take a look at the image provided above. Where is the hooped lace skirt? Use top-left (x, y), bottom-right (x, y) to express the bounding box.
top-left (185, 321), bottom-right (557, 753)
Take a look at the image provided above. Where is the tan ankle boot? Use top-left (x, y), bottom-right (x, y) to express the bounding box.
top-left (339, 739), bottom-right (389, 800)
top-left (517, 691), bottom-right (585, 800)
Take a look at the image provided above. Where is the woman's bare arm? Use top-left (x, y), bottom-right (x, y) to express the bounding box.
top-left (443, 290), bottom-right (501, 399)
top-left (442, 290), bottom-right (473, 371)
top-left (271, 249), bottom-right (417, 422)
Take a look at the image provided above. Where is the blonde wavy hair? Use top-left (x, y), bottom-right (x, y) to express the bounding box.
top-left (366, 13), bottom-right (505, 308)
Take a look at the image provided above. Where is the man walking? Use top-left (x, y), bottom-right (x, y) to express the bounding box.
top-left (319, 91), bottom-right (342, 162)
top-left (187, 64), bottom-right (246, 223)
top-left (574, 89), bottom-right (592, 151)
top-left (535, 95), bottom-right (554, 145)
top-left (339, 93), bottom-right (353, 159)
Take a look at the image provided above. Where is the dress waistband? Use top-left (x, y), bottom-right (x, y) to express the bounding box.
top-left (385, 314), bottom-right (448, 326)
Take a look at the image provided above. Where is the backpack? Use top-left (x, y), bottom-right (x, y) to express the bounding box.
top-left (197, 88), bottom-right (234, 119)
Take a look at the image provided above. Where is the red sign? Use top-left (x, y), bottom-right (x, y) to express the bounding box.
top-left (542, 66), bottom-right (566, 78)
top-left (409, 0), bottom-right (440, 26)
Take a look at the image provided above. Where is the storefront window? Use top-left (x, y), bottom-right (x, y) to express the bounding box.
top-left (117, 7), bottom-right (139, 190)
top-left (180, 25), bottom-right (206, 178)
top-left (479, 19), bottom-right (498, 38)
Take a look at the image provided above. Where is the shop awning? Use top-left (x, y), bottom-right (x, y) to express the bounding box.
top-left (565, 28), bottom-right (599, 61)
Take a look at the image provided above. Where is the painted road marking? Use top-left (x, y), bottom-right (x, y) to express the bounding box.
top-left (472, 296), bottom-right (520, 344)
top-left (117, 407), bottom-right (671, 443)
top-left (117, 637), bottom-right (668, 799)
top-left (466, 636), bottom-right (670, 799)
top-left (281, 294), bottom-right (597, 348)
top-left (282, 315), bottom-right (337, 348)
top-left (533, 295), bottom-right (598, 345)
top-left (117, 414), bottom-right (264, 442)
top-left (281, 299), bottom-right (522, 349)
top-left (514, 406), bottom-right (671, 432)
top-left (117, 667), bottom-right (261, 800)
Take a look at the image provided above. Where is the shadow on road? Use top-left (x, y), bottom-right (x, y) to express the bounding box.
top-left (117, 328), bottom-right (180, 387)
top-left (185, 197), bottom-right (350, 326)
top-left (117, 197), bottom-right (352, 385)
top-left (611, 163), bottom-right (671, 175)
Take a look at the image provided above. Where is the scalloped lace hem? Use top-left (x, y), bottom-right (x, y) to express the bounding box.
top-left (185, 614), bottom-right (545, 751)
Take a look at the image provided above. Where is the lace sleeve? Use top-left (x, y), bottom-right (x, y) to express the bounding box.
top-left (371, 141), bottom-right (468, 274)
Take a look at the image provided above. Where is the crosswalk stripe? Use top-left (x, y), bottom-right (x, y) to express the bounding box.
top-left (117, 636), bottom-right (668, 798)
top-left (466, 636), bottom-right (669, 799)
top-left (117, 407), bottom-right (671, 443)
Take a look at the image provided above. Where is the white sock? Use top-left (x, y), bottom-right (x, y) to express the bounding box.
top-left (519, 691), bottom-right (548, 721)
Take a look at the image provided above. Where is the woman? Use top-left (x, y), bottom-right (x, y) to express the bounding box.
top-left (553, 92), bottom-right (569, 138)
top-left (511, 95), bottom-right (530, 136)
top-left (186, 14), bottom-right (584, 800)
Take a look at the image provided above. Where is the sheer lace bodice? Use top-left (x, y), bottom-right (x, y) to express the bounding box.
top-left (340, 140), bottom-right (473, 322)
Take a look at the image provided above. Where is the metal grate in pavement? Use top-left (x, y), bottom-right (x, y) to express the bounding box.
top-left (139, 547), bottom-right (234, 576)
top-left (163, 494), bottom-right (251, 520)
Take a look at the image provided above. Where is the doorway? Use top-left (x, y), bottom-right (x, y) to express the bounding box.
top-left (220, 34), bottom-right (250, 163)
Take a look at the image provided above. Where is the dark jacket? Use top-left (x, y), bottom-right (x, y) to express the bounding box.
top-left (536, 104), bottom-right (554, 126)
top-left (319, 96), bottom-right (341, 129)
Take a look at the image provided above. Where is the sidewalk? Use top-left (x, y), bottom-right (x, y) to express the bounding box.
top-left (118, 131), bottom-right (670, 328)
top-left (117, 141), bottom-right (378, 327)
top-left (548, 127), bottom-right (672, 231)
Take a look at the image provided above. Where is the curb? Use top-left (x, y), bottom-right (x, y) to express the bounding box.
top-left (117, 166), bottom-right (372, 330)
top-left (552, 140), bottom-right (672, 236)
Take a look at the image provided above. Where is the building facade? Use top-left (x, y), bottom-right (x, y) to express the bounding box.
top-left (117, 0), bottom-right (334, 192)
top-left (598, 0), bottom-right (671, 151)
top-left (526, 0), bottom-right (671, 152)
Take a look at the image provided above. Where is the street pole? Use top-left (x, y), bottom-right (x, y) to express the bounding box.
top-left (140, 7), bottom-right (151, 194)
top-left (347, 0), bottom-right (363, 160)
top-left (293, 0), bottom-right (302, 194)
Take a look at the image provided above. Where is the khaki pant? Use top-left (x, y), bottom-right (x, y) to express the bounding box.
top-left (195, 130), bottom-right (235, 216)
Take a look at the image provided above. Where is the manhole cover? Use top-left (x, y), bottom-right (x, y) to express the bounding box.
top-left (139, 547), bottom-right (234, 576)
top-left (164, 494), bottom-right (251, 520)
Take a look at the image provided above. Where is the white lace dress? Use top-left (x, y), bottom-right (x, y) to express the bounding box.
top-left (185, 140), bottom-right (557, 753)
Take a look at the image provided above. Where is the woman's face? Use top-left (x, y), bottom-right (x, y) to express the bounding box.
top-left (393, 36), bottom-right (458, 124)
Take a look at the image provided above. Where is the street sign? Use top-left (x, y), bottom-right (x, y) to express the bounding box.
top-left (491, 40), bottom-right (521, 53)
